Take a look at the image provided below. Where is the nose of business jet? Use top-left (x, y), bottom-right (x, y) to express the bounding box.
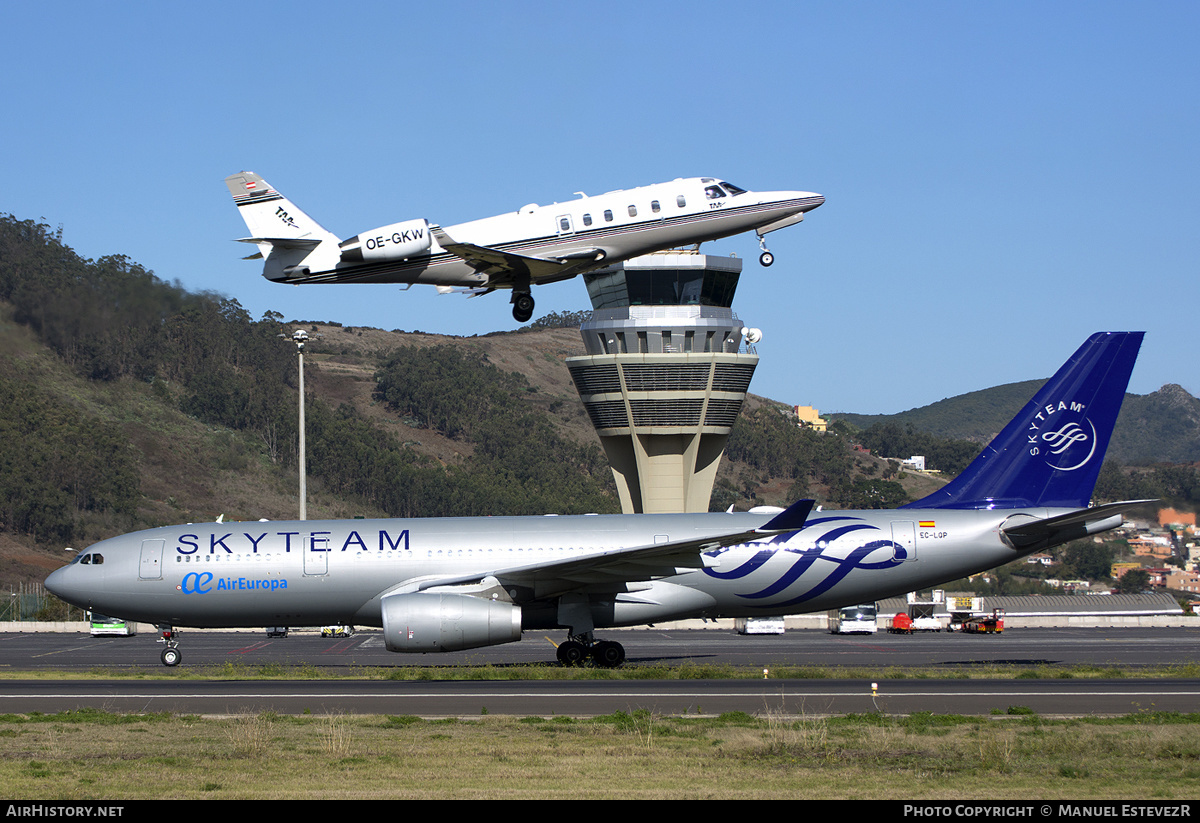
top-left (796, 191), bottom-right (825, 212)
top-left (757, 190), bottom-right (825, 214)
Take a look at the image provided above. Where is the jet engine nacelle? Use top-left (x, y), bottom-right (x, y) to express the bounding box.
top-left (339, 218), bottom-right (432, 263)
top-left (380, 592), bottom-right (523, 652)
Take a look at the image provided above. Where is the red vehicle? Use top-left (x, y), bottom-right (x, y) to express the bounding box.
top-left (963, 609), bottom-right (1005, 634)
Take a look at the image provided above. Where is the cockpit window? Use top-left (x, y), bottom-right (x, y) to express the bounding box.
top-left (704, 185), bottom-right (725, 200)
top-left (721, 182), bottom-right (747, 195)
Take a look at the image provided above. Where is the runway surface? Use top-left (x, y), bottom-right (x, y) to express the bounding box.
top-left (3, 627), bottom-right (1198, 717)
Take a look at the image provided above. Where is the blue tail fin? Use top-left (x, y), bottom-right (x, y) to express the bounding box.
top-left (905, 332), bottom-right (1143, 510)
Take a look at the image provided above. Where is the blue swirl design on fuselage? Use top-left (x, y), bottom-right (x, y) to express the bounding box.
top-left (702, 516), bottom-right (907, 608)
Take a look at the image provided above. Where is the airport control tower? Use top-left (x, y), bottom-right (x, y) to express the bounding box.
top-left (565, 252), bottom-right (759, 514)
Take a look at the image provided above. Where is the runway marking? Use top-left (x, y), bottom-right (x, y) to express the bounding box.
top-left (32, 640), bottom-right (115, 658)
top-left (4, 688), bottom-right (1200, 700)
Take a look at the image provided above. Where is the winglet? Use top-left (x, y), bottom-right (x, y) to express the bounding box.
top-left (759, 499), bottom-right (816, 534)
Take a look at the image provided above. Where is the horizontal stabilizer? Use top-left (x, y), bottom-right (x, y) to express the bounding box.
top-left (236, 237), bottom-right (324, 251)
top-left (1001, 499), bottom-right (1155, 551)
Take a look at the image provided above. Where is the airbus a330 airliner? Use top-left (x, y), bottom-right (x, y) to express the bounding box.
top-left (46, 333), bottom-right (1148, 668)
top-left (225, 172), bottom-right (825, 322)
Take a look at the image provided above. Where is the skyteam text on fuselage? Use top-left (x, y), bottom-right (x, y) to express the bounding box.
top-left (224, 172), bottom-right (825, 323)
top-left (45, 332), bottom-right (1149, 668)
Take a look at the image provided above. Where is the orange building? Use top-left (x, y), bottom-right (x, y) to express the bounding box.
top-left (1159, 508), bottom-right (1197, 528)
top-left (795, 405), bottom-right (827, 432)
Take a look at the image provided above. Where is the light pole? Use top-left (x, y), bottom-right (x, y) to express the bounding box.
top-left (284, 329), bottom-right (310, 520)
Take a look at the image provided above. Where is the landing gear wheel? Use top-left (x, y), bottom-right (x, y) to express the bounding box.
top-left (512, 293), bottom-right (535, 323)
top-left (556, 639), bottom-right (587, 666)
top-left (592, 640), bottom-right (625, 668)
top-left (161, 646), bottom-right (181, 667)
top-left (759, 251), bottom-right (774, 267)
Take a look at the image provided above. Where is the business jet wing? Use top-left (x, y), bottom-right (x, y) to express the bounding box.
top-left (405, 500), bottom-right (815, 600)
top-left (430, 226), bottom-right (584, 286)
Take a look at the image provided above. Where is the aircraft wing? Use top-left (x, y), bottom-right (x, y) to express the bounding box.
top-left (430, 227), bottom-right (575, 285)
top-left (1001, 500), bottom-right (1155, 551)
top-left (407, 499), bottom-right (815, 600)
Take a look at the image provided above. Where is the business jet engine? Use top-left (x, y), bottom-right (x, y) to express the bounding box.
top-left (380, 592), bottom-right (523, 652)
top-left (339, 218), bottom-right (432, 263)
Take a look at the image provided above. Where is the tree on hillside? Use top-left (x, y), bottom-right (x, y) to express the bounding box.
top-left (1115, 568), bottom-right (1151, 594)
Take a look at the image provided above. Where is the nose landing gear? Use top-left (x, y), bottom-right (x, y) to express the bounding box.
top-left (158, 626), bottom-right (181, 666)
top-left (756, 230), bottom-right (775, 267)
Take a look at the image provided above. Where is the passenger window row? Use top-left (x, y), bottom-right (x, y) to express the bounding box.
top-left (579, 197), bottom-right (677, 229)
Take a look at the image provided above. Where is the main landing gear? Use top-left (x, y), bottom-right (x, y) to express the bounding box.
top-left (158, 626), bottom-right (181, 666)
top-left (556, 632), bottom-right (626, 668)
top-left (511, 291), bottom-right (535, 323)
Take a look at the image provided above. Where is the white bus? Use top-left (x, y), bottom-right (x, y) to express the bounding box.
top-left (829, 604), bottom-right (879, 634)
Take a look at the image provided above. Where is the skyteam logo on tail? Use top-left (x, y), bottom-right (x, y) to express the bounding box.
top-left (1027, 399), bottom-right (1096, 472)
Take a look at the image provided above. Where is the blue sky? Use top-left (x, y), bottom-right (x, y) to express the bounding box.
top-left (3, 2), bottom-right (1196, 414)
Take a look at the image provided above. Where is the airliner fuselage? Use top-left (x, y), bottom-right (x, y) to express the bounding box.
top-left (48, 507), bottom-right (1023, 632)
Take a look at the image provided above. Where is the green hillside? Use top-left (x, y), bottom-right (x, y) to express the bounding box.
top-left (0, 214), bottom-right (938, 588)
top-left (833, 381), bottom-right (1200, 465)
top-left (1, 212), bottom-right (1196, 595)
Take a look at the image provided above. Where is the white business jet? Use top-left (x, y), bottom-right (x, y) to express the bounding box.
top-left (225, 172), bottom-right (824, 322)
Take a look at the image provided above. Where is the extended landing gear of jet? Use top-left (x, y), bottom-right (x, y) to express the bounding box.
top-left (556, 633), bottom-right (626, 668)
top-left (511, 291), bottom-right (535, 323)
top-left (757, 233), bottom-right (775, 267)
top-left (158, 627), bottom-right (181, 667)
